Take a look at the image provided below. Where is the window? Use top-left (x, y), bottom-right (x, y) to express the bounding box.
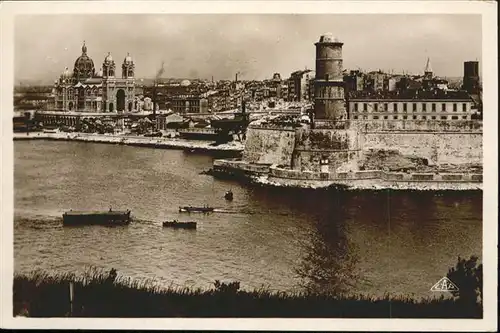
top-left (384, 103), bottom-right (388, 111)
top-left (442, 103), bottom-right (446, 112)
top-left (353, 116), bottom-right (358, 120)
top-left (453, 103), bottom-right (457, 112)
top-left (393, 103), bottom-right (398, 112)
top-left (432, 103), bottom-right (436, 111)
top-left (384, 116), bottom-right (388, 119)
top-left (403, 116), bottom-right (408, 120)
top-left (441, 116), bottom-right (447, 120)
top-left (431, 116), bottom-right (436, 120)
top-left (363, 103), bottom-right (367, 112)
top-left (403, 103), bottom-right (407, 112)
top-left (413, 116), bottom-right (417, 120)
top-left (422, 116), bottom-right (427, 120)
top-left (373, 116), bottom-right (379, 119)
top-left (423, 103), bottom-right (427, 112)
top-left (462, 103), bottom-right (467, 112)
top-left (462, 116), bottom-right (467, 119)
top-left (354, 103), bottom-right (358, 112)
top-left (374, 103), bottom-right (378, 112)
top-left (413, 103), bottom-right (417, 112)
top-left (452, 116), bottom-right (459, 120)
top-left (394, 116), bottom-right (399, 119)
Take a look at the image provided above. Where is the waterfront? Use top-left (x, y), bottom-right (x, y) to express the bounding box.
top-left (14, 140), bottom-right (482, 298)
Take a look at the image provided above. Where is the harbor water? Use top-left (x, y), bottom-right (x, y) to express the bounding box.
top-left (14, 140), bottom-right (482, 298)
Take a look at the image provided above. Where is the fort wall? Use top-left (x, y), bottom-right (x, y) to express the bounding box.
top-left (242, 126), bottom-right (296, 166)
top-left (219, 119), bottom-right (483, 190)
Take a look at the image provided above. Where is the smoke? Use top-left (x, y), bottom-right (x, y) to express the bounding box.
top-left (156, 61), bottom-right (165, 79)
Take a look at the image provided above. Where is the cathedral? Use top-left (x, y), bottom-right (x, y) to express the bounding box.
top-left (53, 41), bottom-right (136, 113)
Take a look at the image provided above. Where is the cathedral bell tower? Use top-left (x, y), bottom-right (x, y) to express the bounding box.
top-left (102, 52), bottom-right (116, 112)
top-left (122, 53), bottom-right (136, 113)
top-left (122, 53), bottom-right (135, 79)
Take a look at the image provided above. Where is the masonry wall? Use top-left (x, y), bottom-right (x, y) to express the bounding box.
top-left (351, 120), bottom-right (483, 166)
top-left (240, 120), bottom-right (482, 173)
top-left (361, 132), bottom-right (482, 165)
top-left (242, 126), bottom-right (296, 166)
top-left (292, 127), bottom-right (361, 172)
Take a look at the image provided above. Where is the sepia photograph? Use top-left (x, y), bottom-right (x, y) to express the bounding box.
top-left (1, 1), bottom-right (497, 331)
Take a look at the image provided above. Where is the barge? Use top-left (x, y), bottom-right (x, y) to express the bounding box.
top-left (62, 209), bottom-right (131, 226)
top-left (162, 220), bottom-right (197, 229)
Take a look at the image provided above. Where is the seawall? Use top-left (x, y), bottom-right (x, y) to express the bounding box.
top-left (13, 132), bottom-right (244, 154)
top-left (261, 166), bottom-right (482, 190)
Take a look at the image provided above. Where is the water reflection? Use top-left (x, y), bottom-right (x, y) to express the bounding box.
top-left (295, 192), bottom-right (361, 295)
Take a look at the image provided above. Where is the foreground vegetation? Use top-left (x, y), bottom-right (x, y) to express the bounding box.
top-left (14, 261), bottom-right (482, 318)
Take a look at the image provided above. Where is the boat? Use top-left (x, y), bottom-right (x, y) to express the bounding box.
top-left (62, 209), bottom-right (131, 226)
top-left (179, 206), bottom-right (214, 213)
top-left (224, 190), bottom-right (234, 201)
top-left (162, 220), bottom-right (197, 229)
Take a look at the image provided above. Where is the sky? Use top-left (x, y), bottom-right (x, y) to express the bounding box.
top-left (14, 14), bottom-right (482, 84)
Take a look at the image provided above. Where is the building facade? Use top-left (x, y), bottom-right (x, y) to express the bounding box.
top-left (169, 95), bottom-right (209, 114)
top-left (53, 42), bottom-right (136, 113)
top-left (348, 92), bottom-right (475, 121)
top-left (289, 69), bottom-right (315, 102)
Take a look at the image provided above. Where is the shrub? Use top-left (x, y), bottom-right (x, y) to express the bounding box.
top-left (446, 255), bottom-right (483, 305)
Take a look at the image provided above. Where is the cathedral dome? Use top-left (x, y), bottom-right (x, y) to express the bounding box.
top-left (73, 41), bottom-right (95, 81)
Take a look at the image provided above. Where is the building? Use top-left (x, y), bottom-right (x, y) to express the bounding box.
top-left (289, 69), bottom-right (315, 102)
top-left (347, 90), bottom-right (475, 121)
top-left (53, 42), bottom-right (136, 113)
top-left (364, 71), bottom-right (385, 91)
top-left (168, 94), bottom-right (209, 114)
top-left (422, 57), bottom-right (434, 90)
top-left (423, 57), bottom-right (433, 80)
top-left (344, 70), bottom-right (364, 92)
top-left (313, 33), bottom-right (346, 120)
top-left (463, 61), bottom-right (480, 95)
top-left (383, 77), bottom-right (397, 92)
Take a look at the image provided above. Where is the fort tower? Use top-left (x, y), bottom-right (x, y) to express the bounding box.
top-left (314, 33), bottom-right (346, 120)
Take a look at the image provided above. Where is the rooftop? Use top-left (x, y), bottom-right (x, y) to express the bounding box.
top-left (348, 89), bottom-right (473, 101)
top-left (318, 33), bottom-right (342, 44)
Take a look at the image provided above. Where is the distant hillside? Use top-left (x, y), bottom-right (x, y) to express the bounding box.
top-left (16, 77), bottom-right (210, 87)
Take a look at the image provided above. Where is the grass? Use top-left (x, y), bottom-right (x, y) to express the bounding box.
top-left (13, 268), bottom-right (482, 318)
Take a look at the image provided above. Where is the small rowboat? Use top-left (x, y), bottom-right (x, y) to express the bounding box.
top-left (179, 206), bottom-right (214, 213)
top-left (224, 190), bottom-right (233, 201)
top-left (162, 221), bottom-right (197, 229)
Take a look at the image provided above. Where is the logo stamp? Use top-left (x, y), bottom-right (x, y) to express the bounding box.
top-left (430, 277), bottom-right (459, 292)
